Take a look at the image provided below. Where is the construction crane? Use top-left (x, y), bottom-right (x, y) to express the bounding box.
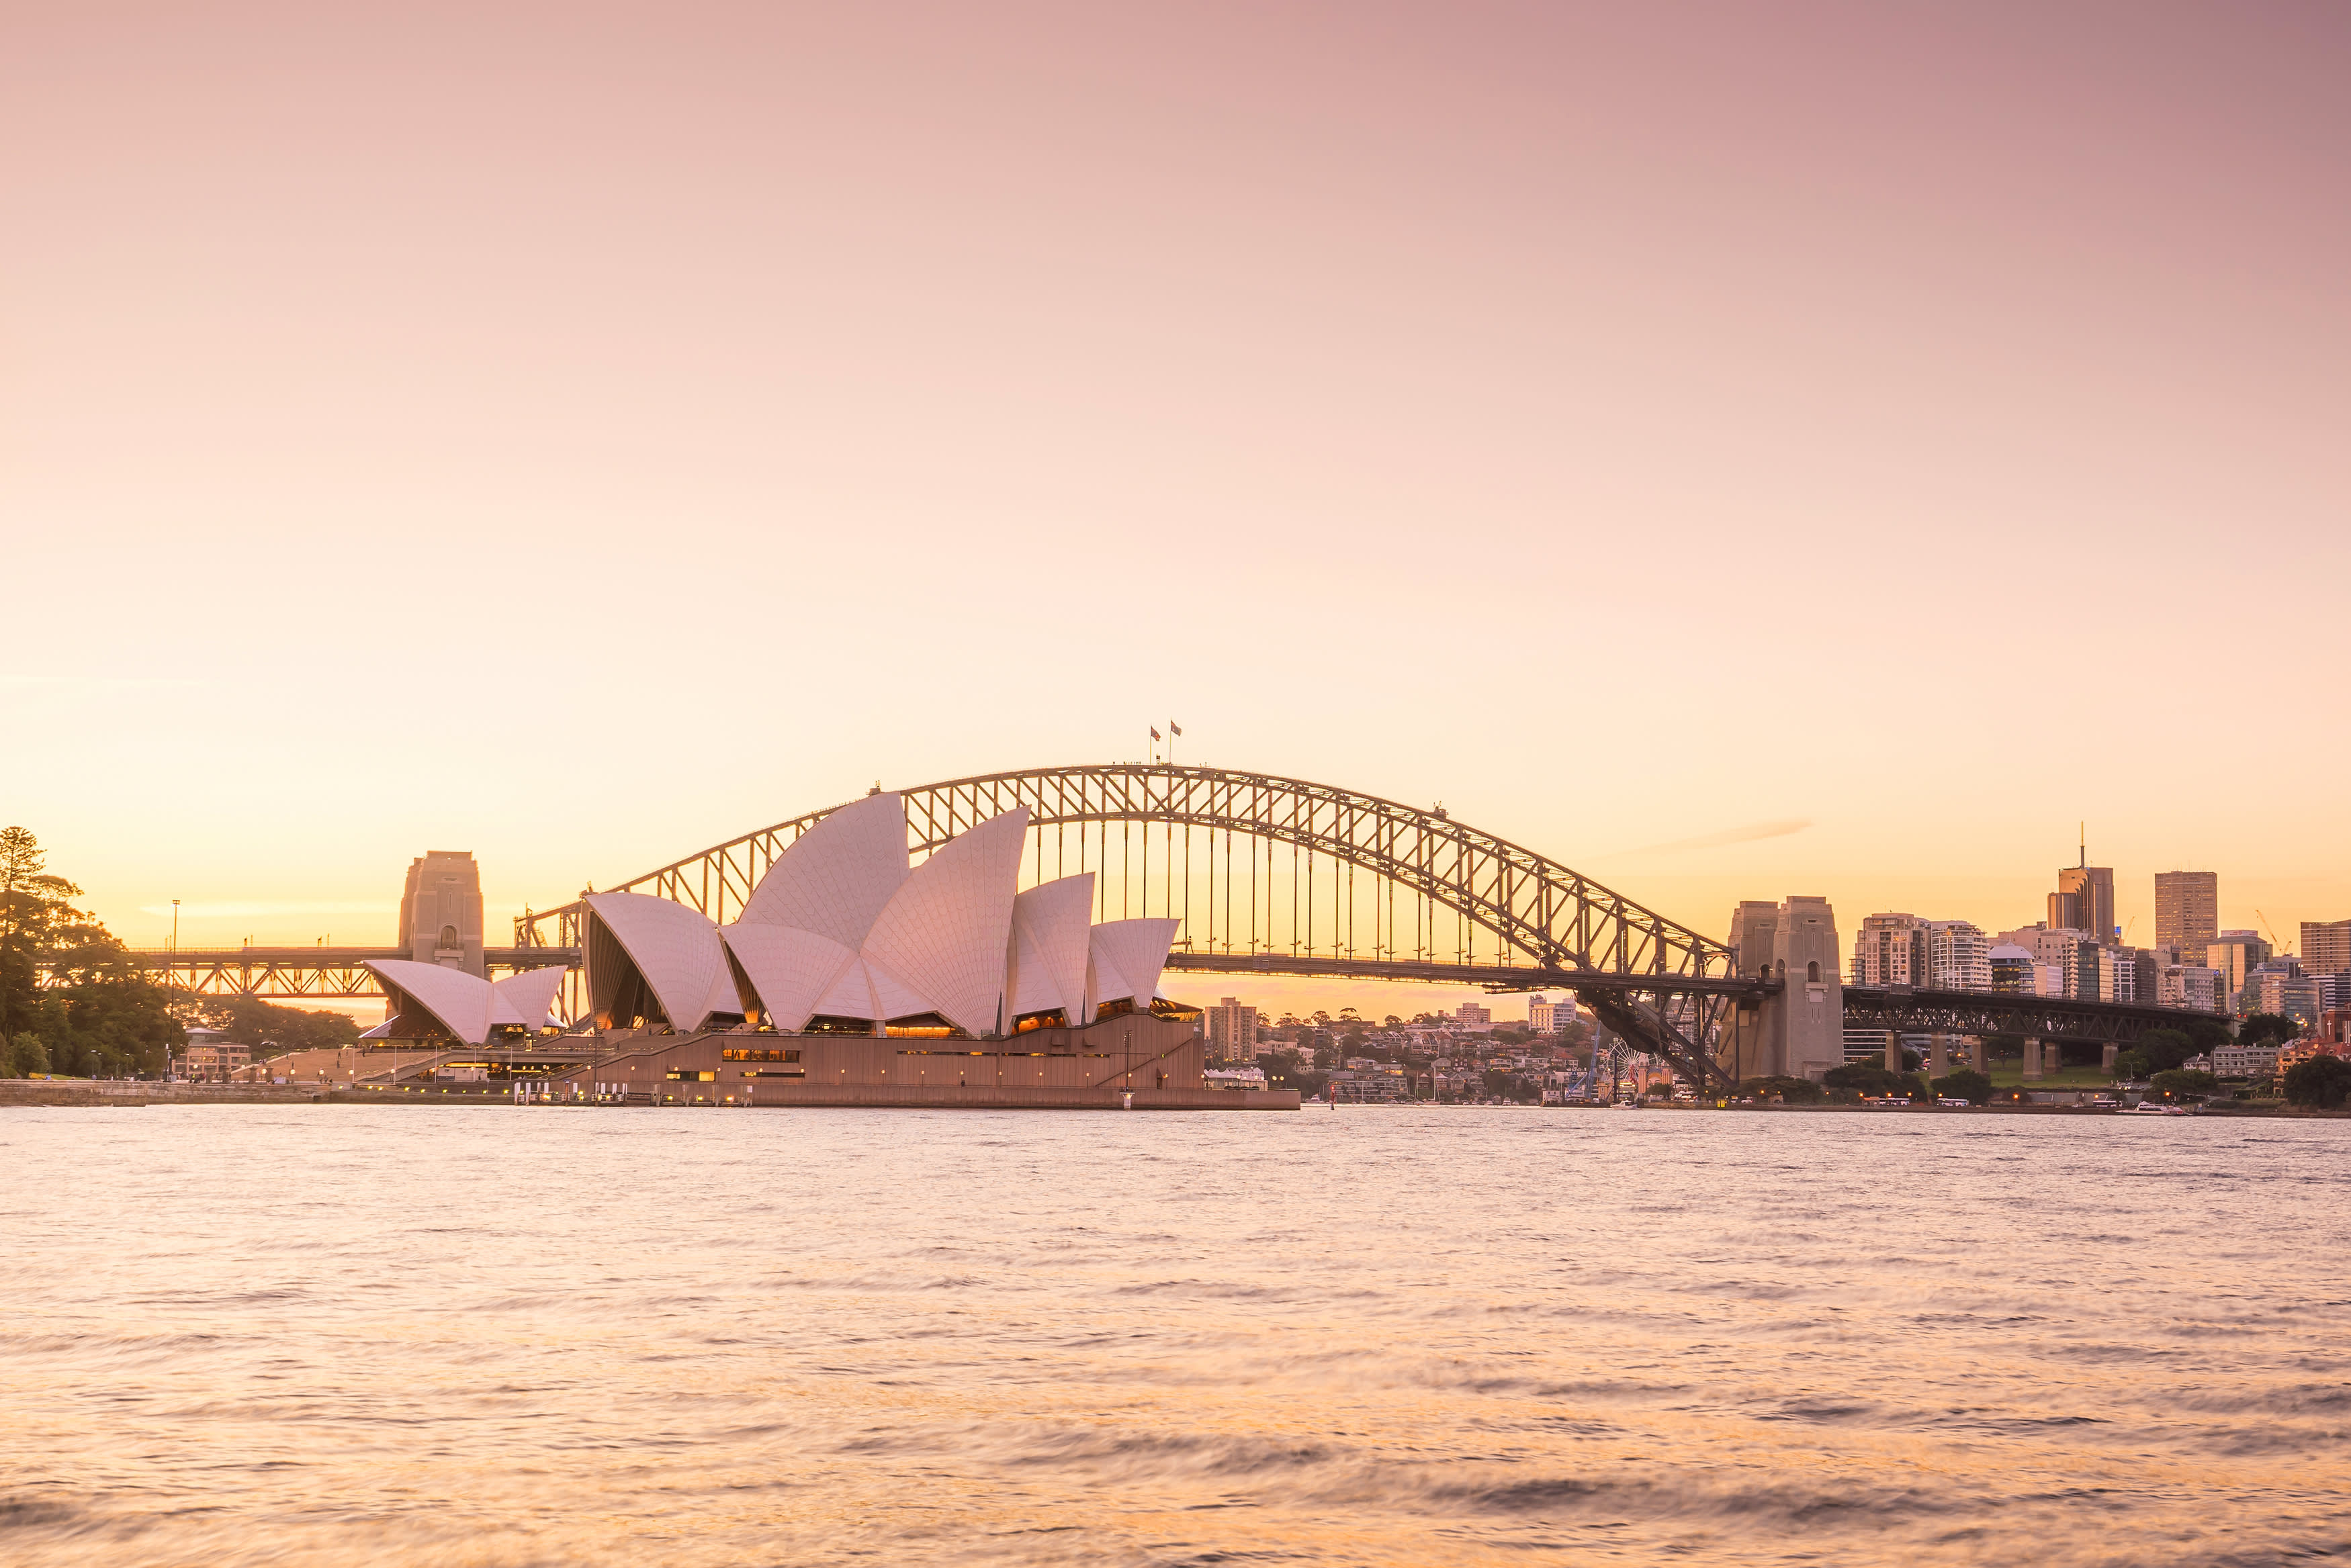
top-left (2255, 910), bottom-right (2290, 953)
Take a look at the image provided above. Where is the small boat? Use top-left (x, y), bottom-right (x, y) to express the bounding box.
top-left (2121, 1101), bottom-right (2189, 1115)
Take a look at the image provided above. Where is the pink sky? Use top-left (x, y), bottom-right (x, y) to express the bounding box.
top-left (3, 3), bottom-right (2346, 995)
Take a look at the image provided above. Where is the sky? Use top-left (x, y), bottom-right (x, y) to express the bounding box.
top-left (4, 1), bottom-right (2347, 1014)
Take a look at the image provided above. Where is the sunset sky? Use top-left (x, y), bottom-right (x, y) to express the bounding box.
top-left (5, 2), bottom-right (2346, 1012)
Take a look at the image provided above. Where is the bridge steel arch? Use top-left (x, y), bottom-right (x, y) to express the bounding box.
top-left (519, 764), bottom-right (1755, 1086)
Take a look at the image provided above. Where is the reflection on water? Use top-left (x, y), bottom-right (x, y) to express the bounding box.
top-left (2, 1105), bottom-right (2347, 1565)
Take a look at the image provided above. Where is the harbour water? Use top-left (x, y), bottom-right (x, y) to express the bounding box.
top-left (3, 1105), bottom-right (2346, 1565)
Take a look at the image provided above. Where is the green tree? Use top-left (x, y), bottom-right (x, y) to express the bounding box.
top-left (2239, 1013), bottom-right (2301, 1048)
top-left (1825, 1062), bottom-right (1920, 1098)
top-left (7, 1031), bottom-right (50, 1076)
top-left (1932, 1068), bottom-right (1993, 1103)
top-left (185, 995), bottom-right (361, 1054)
top-left (0, 827), bottom-right (181, 1077)
top-left (2282, 1054), bottom-right (2351, 1109)
top-left (2149, 1068), bottom-right (2219, 1101)
top-left (1736, 1074), bottom-right (1824, 1104)
top-left (2130, 1029), bottom-right (2200, 1076)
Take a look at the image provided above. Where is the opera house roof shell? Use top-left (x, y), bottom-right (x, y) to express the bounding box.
top-left (360, 958), bottom-right (568, 1046)
top-left (584, 793), bottom-right (1177, 1038)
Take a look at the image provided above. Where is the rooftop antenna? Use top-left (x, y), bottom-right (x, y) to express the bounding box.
top-left (2079, 821), bottom-right (2086, 868)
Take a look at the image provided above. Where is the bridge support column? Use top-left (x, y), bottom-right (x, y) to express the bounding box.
top-left (1969, 1036), bottom-right (1985, 1072)
top-left (1928, 1031), bottom-right (1949, 1080)
top-left (2101, 1042), bottom-right (2119, 1075)
top-left (1883, 1029), bottom-right (1902, 1072)
top-left (2045, 1040), bottom-right (2064, 1076)
top-left (2022, 1036), bottom-right (2041, 1080)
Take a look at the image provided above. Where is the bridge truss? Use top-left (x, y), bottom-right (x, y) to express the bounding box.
top-left (1841, 986), bottom-right (2215, 1046)
top-left (518, 764), bottom-right (1757, 1085)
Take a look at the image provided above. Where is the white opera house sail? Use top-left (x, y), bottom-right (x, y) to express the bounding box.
top-left (580, 794), bottom-right (1180, 1040)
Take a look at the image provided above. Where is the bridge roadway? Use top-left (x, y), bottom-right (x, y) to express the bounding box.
top-left (125, 948), bottom-right (2217, 1049)
top-left (131, 946), bottom-right (573, 999)
top-left (1840, 984), bottom-right (2216, 1046)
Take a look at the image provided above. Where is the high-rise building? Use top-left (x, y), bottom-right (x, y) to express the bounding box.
top-left (2300, 919), bottom-right (2351, 977)
top-left (2203, 931), bottom-right (2272, 1009)
top-left (2244, 963), bottom-right (2323, 1023)
top-left (1926, 920), bottom-right (1990, 990)
top-left (1988, 943), bottom-right (2036, 993)
top-left (2066, 942), bottom-right (2125, 1003)
top-left (2155, 872), bottom-right (2219, 952)
top-left (2050, 837), bottom-right (2117, 944)
top-left (2158, 963), bottom-right (2221, 1011)
top-left (1455, 1001), bottom-right (1492, 1027)
top-left (1203, 997), bottom-right (1260, 1062)
top-left (1995, 924), bottom-right (2096, 970)
top-left (1851, 913), bottom-right (1927, 986)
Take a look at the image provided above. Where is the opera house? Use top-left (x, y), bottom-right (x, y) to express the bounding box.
top-left (361, 794), bottom-right (1291, 1109)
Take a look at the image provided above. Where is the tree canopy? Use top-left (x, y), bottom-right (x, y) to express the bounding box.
top-left (1932, 1068), bottom-right (1993, 1103)
top-left (2282, 1054), bottom-right (2351, 1110)
top-left (1736, 1074), bottom-right (1824, 1104)
top-left (2239, 1013), bottom-right (2303, 1048)
top-left (1824, 1062), bottom-right (1920, 1098)
top-left (2, 826), bottom-right (182, 1077)
top-left (2149, 1068), bottom-right (2220, 1101)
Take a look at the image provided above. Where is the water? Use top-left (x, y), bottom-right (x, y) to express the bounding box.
top-left (3, 1105), bottom-right (2347, 1567)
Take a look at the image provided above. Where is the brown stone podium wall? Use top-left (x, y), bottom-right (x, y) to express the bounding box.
top-left (549, 1011), bottom-right (1296, 1109)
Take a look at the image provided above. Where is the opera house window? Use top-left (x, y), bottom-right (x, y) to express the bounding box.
top-left (721, 1048), bottom-right (803, 1062)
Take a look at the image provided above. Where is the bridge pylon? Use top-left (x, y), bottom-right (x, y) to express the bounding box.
top-left (1726, 897), bottom-right (1844, 1082)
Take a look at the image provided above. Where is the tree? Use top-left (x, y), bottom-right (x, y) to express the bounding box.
top-left (1382, 1014), bottom-right (1403, 1029)
top-left (185, 995), bottom-right (361, 1053)
top-left (1932, 1068), bottom-right (1992, 1104)
top-left (2133, 1029), bottom-right (2200, 1075)
top-left (2239, 1013), bottom-right (2301, 1048)
top-left (2149, 1068), bottom-right (2219, 1102)
top-left (1825, 1062), bottom-right (1920, 1098)
top-left (2282, 1054), bottom-right (2351, 1110)
top-left (7, 1031), bottom-right (50, 1076)
top-left (0, 827), bottom-right (181, 1077)
top-left (1736, 1074), bottom-right (1823, 1104)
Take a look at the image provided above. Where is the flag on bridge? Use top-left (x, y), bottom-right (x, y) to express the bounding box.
top-left (1150, 727), bottom-right (1161, 741)
top-left (1169, 722), bottom-right (1182, 737)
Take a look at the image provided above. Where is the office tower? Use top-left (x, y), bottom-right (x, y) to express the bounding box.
top-left (2155, 872), bottom-right (2219, 952)
top-left (2301, 919), bottom-right (2351, 977)
top-left (1926, 920), bottom-right (1990, 990)
top-left (1851, 913), bottom-right (1928, 986)
top-left (1203, 997), bottom-right (1261, 1062)
top-left (2204, 931), bottom-right (2273, 1009)
top-left (2050, 834), bottom-right (2117, 944)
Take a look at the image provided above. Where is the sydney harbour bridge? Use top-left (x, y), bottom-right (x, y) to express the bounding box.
top-left (128, 764), bottom-right (2211, 1087)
